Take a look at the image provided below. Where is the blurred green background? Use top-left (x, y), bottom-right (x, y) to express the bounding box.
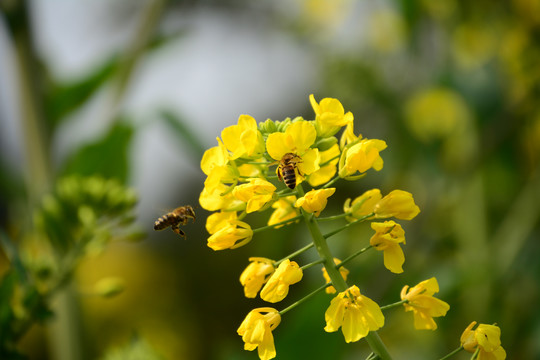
top-left (1, 0), bottom-right (539, 359)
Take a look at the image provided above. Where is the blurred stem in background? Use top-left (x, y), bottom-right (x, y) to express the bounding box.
top-left (3, 0), bottom-right (166, 359)
top-left (7, 0), bottom-right (52, 209)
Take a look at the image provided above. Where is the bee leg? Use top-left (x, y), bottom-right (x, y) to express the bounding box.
top-left (277, 167), bottom-right (283, 182)
top-left (172, 225), bottom-right (186, 238)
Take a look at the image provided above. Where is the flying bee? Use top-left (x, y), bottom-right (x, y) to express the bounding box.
top-left (277, 153), bottom-right (302, 189)
top-left (153, 205), bottom-right (195, 238)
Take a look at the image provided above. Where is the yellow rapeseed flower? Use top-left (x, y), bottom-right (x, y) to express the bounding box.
top-left (240, 257), bottom-right (275, 298)
top-left (309, 94), bottom-right (354, 137)
top-left (201, 138), bottom-right (229, 175)
top-left (370, 221), bottom-right (406, 274)
top-left (295, 188), bottom-right (336, 217)
top-left (308, 143), bottom-right (340, 186)
top-left (338, 138), bottom-right (387, 178)
top-left (199, 183), bottom-right (243, 212)
top-left (324, 285), bottom-right (384, 342)
top-left (267, 196), bottom-right (299, 228)
top-left (460, 321), bottom-right (506, 360)
top-left (266, 120), bottom-right (320, 179)
top-left (232, 178), bottom-right (276, 213)
top-left (321, 258), bottom-right (349, 294)
top-left (374, 190), bottom-right (420, 220)
top-left (237, 307), bottom-right (281, 360)
top-left (339, 121), bottom-right (359, 149)
top-left (344, 189), bottom-right (382, 221)
top-left (206, 220), bottom-right (253, 250)
top-left (400, 277), bottom-right (450, 330)
top-left (205, 211), bottom-right (237, 234)
top-left (260, 259), bottom-right (303, 303)
top-left (221, 114), bottom-right (265, 159)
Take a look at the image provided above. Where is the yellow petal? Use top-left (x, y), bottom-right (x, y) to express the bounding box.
top-left (382, 243), bottom-right (405, 273)
top-left (266, 132), bottom-right (289, 160)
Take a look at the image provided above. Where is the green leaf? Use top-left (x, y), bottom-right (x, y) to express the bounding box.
top-left (45, 57), bottom-right (119, 127)
top-left (44, 28), bottom-right (187, 129)
top-left (60, 122), bottom-right (134, 183)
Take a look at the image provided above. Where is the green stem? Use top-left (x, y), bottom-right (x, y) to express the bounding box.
top-left (323, 213), bottom-right (375, 239)
top-left (438, 346), bottom-right (464, 360)
top-left (296, 184), bottom-right (392, 360)
top-left (252, 215), bottom-right (302, 234)
top-left (296, 185), bottom-right (348, 291)
top-left (322, 175), bottom-right (341, 189)
top-left (317, 213), bottom-right (349, 222)
top-left (110, 0), bottom-right (166, 114)
top-left (275, 242), bottom-right (314, 265)
top-left (300, 259), bottom-right (325, 271)
top-left (337, 245), bottom-right (372, 269)
top-left (379, 299), bottom-right (407, 311)
top-left (279, 283), bottom-right (330, 316)
top-left (320, 154), bottom-right (340, 167)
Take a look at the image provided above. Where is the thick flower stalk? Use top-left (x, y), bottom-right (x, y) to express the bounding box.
top-left (460, 322), bottom-right (506, 360)
top-left (322, 258), bottom-right (349, 294)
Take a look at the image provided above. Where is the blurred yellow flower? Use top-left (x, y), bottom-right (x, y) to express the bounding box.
top-left (322, 258), bottom-right (349, 294)
top-left (260, 259), bottom-right (303, 303)
top-left (400, 277), bottom-right (450, 330)
top-left (461, 321), bottom-right (506, 360)
top-left (374, 190), bottom-right (420, 220)
top-left (339, 138), bottom-right (387, 178)
top-left (295, 188), bottom-right (336, 217)
top-left (324, 285), bottom-right (384, 342)
top-left (310, 94), bottom-right (354, 137)
top-left (233, 178), bottom-right (276, 213)
top-left (240, 257), bottom-right (275, 298)
top-left (237, 307), bottom-right (281, 360)
top-left (404, 87), bottom-right (471, 143)
top-left (266, 120), bottom-right (320, 179)
top-left (370, 221), bottom-right (406, 274)
top-left (94, 277), bottom-right (125, 298)
top-left (452, 23), bottom-right (496, 69)
top-left (221, 114), bottom-right (265, 159)
top-left (367, 9), bottom-right (407, 53)
top-left (267, 196), bottom-right (299, 228)
top-left (207, 220), bottom-right (253, 250)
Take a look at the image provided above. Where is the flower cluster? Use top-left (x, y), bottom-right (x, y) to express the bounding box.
top-left (198, 95), bottom-right (503, 360)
